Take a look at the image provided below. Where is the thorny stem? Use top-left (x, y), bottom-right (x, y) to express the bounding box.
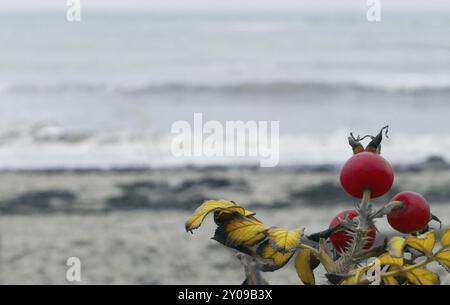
top-left (335, 189), bottom-right (373, 273)
top-left (310, 190), bottom-right (409, 277)
top-left (337, 194), bottom-right (446, 284)
top-left (358, 189), bottom-right (372, 228)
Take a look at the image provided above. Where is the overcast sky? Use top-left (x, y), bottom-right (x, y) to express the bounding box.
top-left (1, 0), bottom-right (450, 12)
top-left (4, 0), bottom-right (352, 12)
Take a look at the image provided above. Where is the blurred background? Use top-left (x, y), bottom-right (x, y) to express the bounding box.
top-left (0, 0), bottom-right (449, 284)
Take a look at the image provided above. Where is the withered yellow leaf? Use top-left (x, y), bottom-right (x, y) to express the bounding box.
top-left (440, 227), bottom-right (450, 248)
top-left (213, 206), bottom-right (256, 225)
top-left (382, 265), bottom-right (401, 285)
top-left (213, 214), bottom-right (268, 248)
top-left (382, 276), bottom-right (399, 285)
top-left (378, 253), bottom-right (404, 267)
top-left (406, 231), bottom-right (436, 255)
top-left (435, 250), bottom-right (450, 267)
top-left (389, 236), bottom-right (406, 258)
top-left (185, 200), bottom-right (253, 232)
top-left (404, 268), bottom-right (440, 285)
top-left (268, 227), bottom-right (304, 253)
top-left (294, 248), bottom-right (316, 285)
top-left (256, 241), bottom-right (295, 272)
top-left (215, 205), bottom-right (255, 219)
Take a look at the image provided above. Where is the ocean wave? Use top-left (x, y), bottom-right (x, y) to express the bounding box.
top-left (3, 80), bottom-right (450, 96)
top-left (0, 124), bottom-right (448, 170)
top-left (118, 81), bottom-right (450, 95)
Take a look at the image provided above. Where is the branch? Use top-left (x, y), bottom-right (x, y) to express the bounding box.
top-left (370, 201), bottom-right (404, 219)
top-left (236, 253), bottom-right (269, 285)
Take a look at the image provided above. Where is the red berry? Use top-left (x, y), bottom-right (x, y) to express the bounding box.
top-left (387, 191), bottom-right (431, 234)
top-left (329, 210), bottom-right (376, 253)
top-left (340, 152), bottom-right (394, 199)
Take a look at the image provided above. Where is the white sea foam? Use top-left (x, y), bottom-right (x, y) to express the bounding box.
top-left (0, 124), bottom-right (446, 170)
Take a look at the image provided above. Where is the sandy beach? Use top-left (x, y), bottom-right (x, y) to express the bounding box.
top-left (0, 163), bottom-right (448, 284)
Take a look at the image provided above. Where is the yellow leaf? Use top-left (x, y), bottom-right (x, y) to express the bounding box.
top-left (441, 227), bottom-right (450, 248)
top-left (213, 206), bottom-right (256, 227)
top-left (256, 241), bottom-right (295, 272)
top-left (435, 250), bottom-right (450, 267)
top-left (268, 227), bottom-right (304, 253)
top-left (378, 253), bottom-right (404, 266)
top-left (382, 265), bottom-right (402, 285)
top-left (185, 200), bottom-right (253, 232)
top-left (215, 206), bottom-right (255, 219)
top-left (213, 215), bottom-right (268, 248)
top-left (294, 248), bottom-right (316, 285)
top-left (317, 238), bottom-right (337, 273)
top-left (382, 276), bottom-right (399, 285)
top-left (404, 268), bottom-right (440, 285)
top-left (389, 236), bottom-right (406, 258)
top-left (406, 231), bottom-right (436, 255)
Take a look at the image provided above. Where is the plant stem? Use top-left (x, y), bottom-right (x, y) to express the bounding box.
top-left (335, 189), bottom-right (373, 273)
top-left (381, 258), bottom-right (432, 278)
top-left (358, 189), bottom-right (372, 228)
top-left (237, 253), bottom-right (269, 285)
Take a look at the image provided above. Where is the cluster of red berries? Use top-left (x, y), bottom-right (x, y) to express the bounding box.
top-left (328, 128), bottom-right (432, 253)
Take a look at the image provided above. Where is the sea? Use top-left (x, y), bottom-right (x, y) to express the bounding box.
top-left (1, 8), bottom-right (450, 169)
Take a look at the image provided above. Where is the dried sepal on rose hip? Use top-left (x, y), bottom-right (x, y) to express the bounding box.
top-left (365, 125), bottom-right (389, 154)
top-left (341, 127), bottom-right (393, 199)
top-left (348, 125), bottom-right (389, 155)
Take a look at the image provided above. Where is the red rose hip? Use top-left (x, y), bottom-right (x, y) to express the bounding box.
top-left (329, 209), bottom-right (376, 253)
top-left (387, 191), bottom-right (431, 234)
top-left (340, 152), bottom-right (394, 199)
